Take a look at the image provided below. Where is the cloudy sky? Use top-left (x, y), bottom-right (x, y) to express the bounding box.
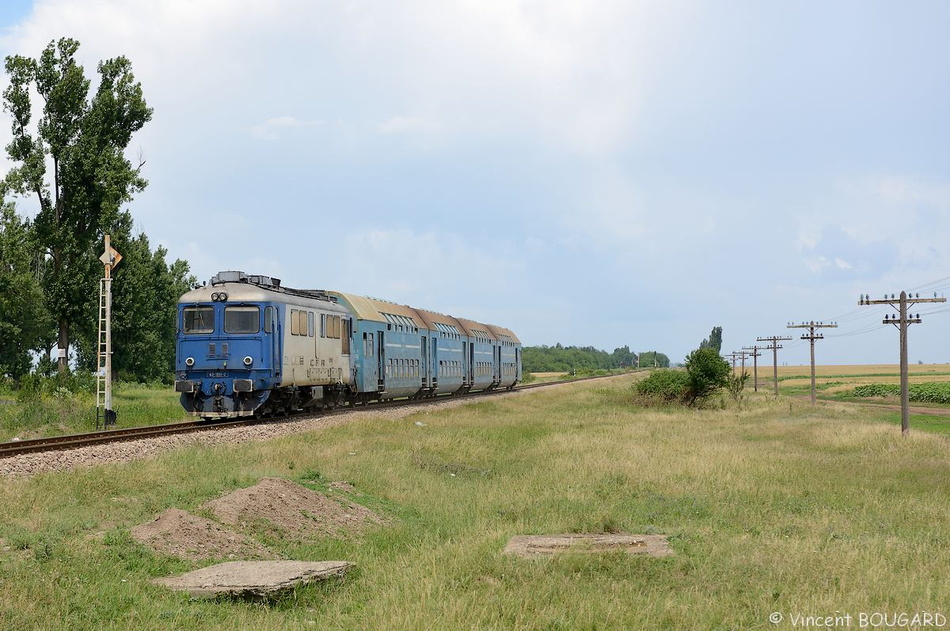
top-left (1, 0), bottom-right (949, 365)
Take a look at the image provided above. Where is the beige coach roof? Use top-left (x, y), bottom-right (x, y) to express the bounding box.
top-left (327, 291), bottom-right (520, 344)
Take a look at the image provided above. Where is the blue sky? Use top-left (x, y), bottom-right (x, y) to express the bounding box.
top-left (1, 0), bottom-right (949, 365)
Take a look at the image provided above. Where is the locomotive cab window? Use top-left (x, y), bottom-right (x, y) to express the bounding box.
top-left (183, 306), bottom-right (215, 334)
top-left (224, 306), bottom-right (260, 334)
top-left (263, 306), bottom-right (275, 333)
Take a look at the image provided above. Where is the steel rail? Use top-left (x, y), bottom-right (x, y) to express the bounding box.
top-left (0, 372), bottom-right (630, 459)
top-left (0, 419), bottom-right (252, 458)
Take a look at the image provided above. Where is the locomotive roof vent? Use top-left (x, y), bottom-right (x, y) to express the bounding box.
top-left (211, 270), bottom-right (247, 285)
top-left (247, 274), bottom-right (281, 289)
top-left (210, 271), bottom-right (282, 290)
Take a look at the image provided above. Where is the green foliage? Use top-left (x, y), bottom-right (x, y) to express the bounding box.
top-left (0, 203), bottom-right (55, 379)
top-left (684, 346), bottom-right (730, 405)
top-left (634, 369), bottom-right (690, 403)
top-left (3, 37), bottom-right (153, 372)
top-left (72, 233), bottom-right (194, 382)
top-left (699, 326), bottom-right (723, 352)
top-left (0, 378), bottom-right (185, 440)
top-left (523, 344), bottom-right (662, 372)
top-left (853, 382), bottom-right (950, 404)
top-left (637, 350), bottom-right (670, 368)
top-left (852, 384), bottom-right (900, 398)
top-left (725, 369), bottom-right (750, 404)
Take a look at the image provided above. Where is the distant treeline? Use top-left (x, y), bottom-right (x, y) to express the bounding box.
top-left (523, 344), bottom-right (669, 373)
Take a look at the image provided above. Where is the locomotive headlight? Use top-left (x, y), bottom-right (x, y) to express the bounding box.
top-left (185, 356), bottom-right (195, 367)
top-left (211, 292), bottom-right (220, 301)
top-left (219, 292), bottom-right (228, 302)
top-left (243, 356), bottom-right (253, 367)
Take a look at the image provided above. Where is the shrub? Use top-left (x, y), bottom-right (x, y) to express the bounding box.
top-left (634, 369), bottom-right (690, 404)
top-left (684, 347), bottom-right (730, 405)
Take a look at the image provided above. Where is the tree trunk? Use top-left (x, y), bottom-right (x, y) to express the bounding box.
top-left (57, 317), bottom-right (69, 373)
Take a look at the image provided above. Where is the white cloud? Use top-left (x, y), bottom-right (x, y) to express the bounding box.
top-left (250, 116), bottom-right (325, 141)
top-left (873, 175), bottom-right (950, 209)
top-left (377, 116), bottom-right (442, 135)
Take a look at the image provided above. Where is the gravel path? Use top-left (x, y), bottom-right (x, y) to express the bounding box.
top-left (0, 390), bottom-right (534, 477)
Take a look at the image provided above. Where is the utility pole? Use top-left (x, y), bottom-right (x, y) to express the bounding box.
top-left (726, 351), bottom-right (749, 374)
top-left (742, 346), bottom-right (763, 392)
top-left (859, 291), bottom-right (946, 436)
top-left (786, 321), bottom-right (837, 406)
top-left (756, 335), bottom-right (792, 396)
top-left (96, 235), bottom-right (122, 429)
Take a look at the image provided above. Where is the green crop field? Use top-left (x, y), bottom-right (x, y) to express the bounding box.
top-left (1, 373), bottom-right (949, 629)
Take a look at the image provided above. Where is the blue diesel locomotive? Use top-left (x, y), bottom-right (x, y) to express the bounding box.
top-left (175, 271), bottom-right (522, 418)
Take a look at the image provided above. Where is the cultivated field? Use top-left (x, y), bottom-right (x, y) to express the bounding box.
top-left (764, 363), bottom-right (950, 394)
top-left (1, 373), bottom-right (949, 629)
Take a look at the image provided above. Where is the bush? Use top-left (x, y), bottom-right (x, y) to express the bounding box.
top-left (634, 369), bottom-right (691, 404)
top-left (684, 347), bottom-right (730, 405)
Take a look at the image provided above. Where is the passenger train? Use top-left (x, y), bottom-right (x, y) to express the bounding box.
top-left (175, 271), bottom-right (522, 418)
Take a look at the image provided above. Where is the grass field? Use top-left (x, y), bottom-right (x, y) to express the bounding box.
top-left (0, 382), bottom-right (188, 442)
top-left (2, 374), bottom-right (949, 629)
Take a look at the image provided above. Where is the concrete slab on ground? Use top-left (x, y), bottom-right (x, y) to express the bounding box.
top-left (153, 560), bottom-right (352, 599)
top-left (503, 534), bottom-right (672, 557)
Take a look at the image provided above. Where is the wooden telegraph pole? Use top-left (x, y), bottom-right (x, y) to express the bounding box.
top-left (786, 321), bottom-right (837, 406)
top-left (742, 346), bottom-right (763, 392)
top-left (756, 335), bottom-right (792, 396)
top-left (859, 291), bottom-right (946, 436)
top-left (96, 236), bottom-right (122, 429)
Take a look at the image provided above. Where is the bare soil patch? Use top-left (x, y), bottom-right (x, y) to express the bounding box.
top-left (131, 478), bottom-right (384, 562)
top-left (131, 508), bottom-right (271, 561)
top-left (204, 477), bottom-right (385, 540)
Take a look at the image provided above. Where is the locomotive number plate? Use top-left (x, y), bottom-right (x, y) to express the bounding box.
top-left (207, 371), bottom-right (229, 378)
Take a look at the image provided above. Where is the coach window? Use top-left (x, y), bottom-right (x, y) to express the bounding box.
top-left (308, 312), bottom-right (315, 337)
top-left (183, 306), bottom-right (215, 334)
top-left (364, 332), bottom-right (374, 356)
top-left (290, 309), bottom-right (300, 335)
top-left (224, 306), bottom-right (260, 334)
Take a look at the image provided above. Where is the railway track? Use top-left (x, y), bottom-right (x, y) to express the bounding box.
top-left (0, 418), bottom-right (254, 458)
top-left (0, 373), bottom-right (629, 459)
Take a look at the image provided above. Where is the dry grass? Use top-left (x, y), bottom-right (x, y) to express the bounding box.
top-left (1, 375), bottom-right (949, 629)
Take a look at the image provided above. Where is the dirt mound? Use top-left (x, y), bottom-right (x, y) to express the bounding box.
top-left (204, 477), bottom-right (384, 539)
top-left (131, 508), bottom-right (272, 561)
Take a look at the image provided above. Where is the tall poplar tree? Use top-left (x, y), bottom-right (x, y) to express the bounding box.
top-left (0, 202), bottom-right (54, 379)
top-left (3, 38), bottom-right (152, 372)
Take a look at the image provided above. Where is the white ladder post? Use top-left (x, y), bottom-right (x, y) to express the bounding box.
top-left (96, 236), bottom-right (121, 429)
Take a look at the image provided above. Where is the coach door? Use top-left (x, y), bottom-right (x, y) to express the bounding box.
top-left (377, 331), bottom-right (385, 392)
top-left (493, 345), bottom-right (501, 384)
top-left (431, 337), bottom-right (438, 389)
top-left (421, 336), bottom-right (429, 388)
top-left (467, 342), bottom-right (474, 388)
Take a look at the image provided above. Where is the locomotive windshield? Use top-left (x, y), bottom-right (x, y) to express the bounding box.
top-left (183, 306), bottom-right (214, 334)
top-left (224, 306), bottom-right (260, 334)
